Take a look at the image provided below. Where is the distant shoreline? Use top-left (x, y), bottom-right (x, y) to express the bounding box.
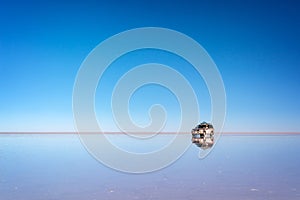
top-left (0, 132), bottom-right (300, 135)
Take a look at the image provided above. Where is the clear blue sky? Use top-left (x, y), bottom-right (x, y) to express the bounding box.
top-left (0, 0), bottom-right (299, 132)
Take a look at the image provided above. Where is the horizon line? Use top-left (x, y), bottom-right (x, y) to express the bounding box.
top-left (0, 131), bottom-right (300, 135)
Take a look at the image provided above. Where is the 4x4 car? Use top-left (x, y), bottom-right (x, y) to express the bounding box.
top-left (191, 122), bottom-right (214, 149)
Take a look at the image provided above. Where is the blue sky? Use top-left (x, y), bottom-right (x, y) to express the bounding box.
top-left (0, 0), bottom-right (299, 132)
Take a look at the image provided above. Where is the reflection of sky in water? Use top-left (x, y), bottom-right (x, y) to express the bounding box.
top-left (0, 134), bottom-right (300, 200)
top-left (105, 133), bottom-right (178, 153)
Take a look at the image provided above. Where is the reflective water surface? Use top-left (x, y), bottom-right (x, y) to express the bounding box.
top-left (0, 134), bottom-right (300, 200)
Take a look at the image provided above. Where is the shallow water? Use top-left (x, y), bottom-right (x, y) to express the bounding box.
top-left (0, 134), bottom-right (299, 200)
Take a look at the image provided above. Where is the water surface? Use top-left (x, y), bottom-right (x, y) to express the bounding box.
top-left (0, 134), bottom-right (299, 200)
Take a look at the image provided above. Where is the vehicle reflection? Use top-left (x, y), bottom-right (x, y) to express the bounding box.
top-left (191, 122), bottom-right (214, 150)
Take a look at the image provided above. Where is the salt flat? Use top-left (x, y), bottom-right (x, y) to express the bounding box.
top-left (0, 133), bottom-right (299, 200)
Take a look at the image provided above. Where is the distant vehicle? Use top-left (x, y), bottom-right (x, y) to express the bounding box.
top-left (191, 122), bottom-right (214, 149)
